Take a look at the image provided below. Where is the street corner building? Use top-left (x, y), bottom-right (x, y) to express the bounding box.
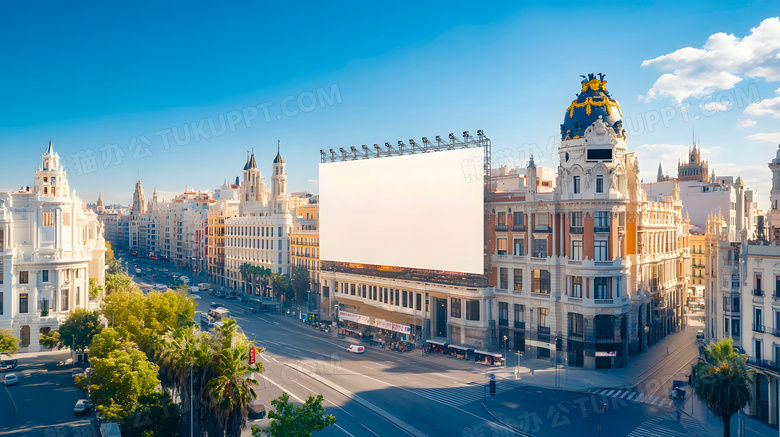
top-left (490, 74), bottom-right (691, 369)
top-left (0, 143), bottom-right (106, 352)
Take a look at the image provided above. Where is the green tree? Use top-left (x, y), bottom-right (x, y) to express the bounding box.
top-left (261, 392), bottom-right (336, 437)
top-left (58, 308), bottom-right (103, 352)
top-left (290, 266), bottom-right (310, 306)
top-left (105, 241), bottom-right (126, 275)
top-left (105, 273), bottom-right (136, 296)
top-left (89, 277), bottom-right (104, 298)
top-left (0, 329), bottom-right (20, 357)
top-left (38, 330), bottom-right (60, 349)
top-left (239, 263), bottom-right (251, 294)
top-left (88, 347), bottom-right (161, 421)
top-left (693, 338), bottom-right (754, 437)
top-left (101, 288), bottom-right (196, 354)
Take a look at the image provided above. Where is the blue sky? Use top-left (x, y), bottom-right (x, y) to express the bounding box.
top-left (1, 1), bottom-right (778, 209)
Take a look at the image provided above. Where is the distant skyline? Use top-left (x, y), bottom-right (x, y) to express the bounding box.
top-left (1, 2), bottom-right (778, 209)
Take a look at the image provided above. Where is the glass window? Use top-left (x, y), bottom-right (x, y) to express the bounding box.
top-left (539, 307), bottom-right (548, 326)
top-left (573, 176), bottom-right (580, 194)
top-left (466, 300), bottom-right (480, 321)
top-left (513, 269), bottom-right (523, 292)
top-left (42, 270), bottom-right (49, 282)
top-left (513, 239), bottom-right (525, 256)
top-left (514, 304), bottom-right (524, 324)
top-left (497, 238), bottom-right (507, 255)
top-left (571, 240), bottom-right (583, 260)
top-left (499, 302), bottom-right (509, 326)
top-left (570, 212), bottom-right (582, 227)
top-left (594, 277), bottom-right (612, 299)
top-left (19, 271), bottom-right (28, 284)
top-left (19, 293), bottom-right (28, 313)
top-left (535, 213), bottom-right (549, 229)
top-left (500, 268), bottom-right (508, 289)
top-left (513, 213), bottom-right (524, 226)
top-left (532, 270), bottom-right (551, 294)
top-left (451, 298), bottom-right (461, 318)
top-left (497, 212), bottom-right (506, 225)
top-left (568, 312), bottom-right (584, 335)
top-left (533, 239), bottom-right (547, 257)
top-left (596, 175), bottom-right (604, 193)
top-left (594, 212), bottom-right (610, 229)
top-left (594, 240), bottom-right (608, 261)
top-left (571, 276), bottom-right (583, 298)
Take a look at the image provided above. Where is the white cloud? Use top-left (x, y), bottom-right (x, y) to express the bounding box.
top-left (746, 132), bottom-right (780, 143)
top-left (702, 101), bottom-right (731, 112)
top-left (745, 96), bottom-right (780, 117)
top-left (307, 179), bottom-right (318, 185)
top-left (641, 17), bottom-right (780, 102)
top-left (737, 118), bottom-right (757, 128)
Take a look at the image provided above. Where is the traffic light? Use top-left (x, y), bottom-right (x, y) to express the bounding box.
top-left (489, 380), bottom-right (496, 396)
top-left (556, 338), bottom-right (563, 351)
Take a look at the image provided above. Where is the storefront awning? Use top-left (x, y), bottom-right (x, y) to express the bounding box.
top-left (426, 339), bottom-right (447, 346)
top-left (474, 350), bottom-right (502, 358)
top-left (447, 344), bottom-right (471, 351)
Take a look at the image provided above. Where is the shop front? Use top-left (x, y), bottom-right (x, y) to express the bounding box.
top-left (447, 344), bottom-right (474, 360)
top-left (337, 310), bottom-right (413, 346)
top-left (426, 339), bottom-right (448, 354)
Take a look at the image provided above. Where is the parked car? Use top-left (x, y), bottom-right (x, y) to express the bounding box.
top-left (4, 373), bottom-right (18, 386)
top-left (347, 345), bottom-right (365, 354)
top-left (0, 359), bottom-right (18, 372)
top-left (74, 399), bottom-right (93, 414)
top-left (696, 330), bottom-right (704, 340)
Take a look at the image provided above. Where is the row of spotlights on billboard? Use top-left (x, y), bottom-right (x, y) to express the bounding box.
top-left (320, 130), bottom-right (488, 162)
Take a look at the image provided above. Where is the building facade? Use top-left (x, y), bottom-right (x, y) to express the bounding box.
top-left (0, 143), bottom-right (106, 352)
top-left (224, 149), bottom-right (293, 291)
top-left (489, 75), bottom-right (690, 369)
top-left (207, 182), bottom-right (239, 286)
top-left (291, 202), bottom-right (320, 310)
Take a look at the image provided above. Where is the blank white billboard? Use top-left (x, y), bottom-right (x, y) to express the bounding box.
top-left (320, 147), bottom-right (484, 274)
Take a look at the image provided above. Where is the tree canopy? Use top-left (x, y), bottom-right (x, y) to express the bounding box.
top-left (88, 346), bottom-right (161, 421)
top-left (57, 308), bottom-right (103, 352)
top-left (0, 329), bottom-right (20, 357)
top-left (290, 266), bottom-right (310, 306)
top-left (261, 392), bottom-right (336, 437)
top-left (693, 337), bottom-right (754, 437)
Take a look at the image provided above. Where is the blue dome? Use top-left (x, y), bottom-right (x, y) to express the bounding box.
top-left (560, 73), bottom-right (623, 141)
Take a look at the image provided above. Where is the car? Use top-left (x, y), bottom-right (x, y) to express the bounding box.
top-left (4, 373), bottom-right (18, 386)
top-left (696, 330), bottom-right (704, 340)
top-left (347, 345), bottom-right (365, 354)
top-left (191, 294), bottom-right (202, 300)
top-left (74, 399), bottom-right (93, 414)
top-left (670, 380), bottom-right (686, 399)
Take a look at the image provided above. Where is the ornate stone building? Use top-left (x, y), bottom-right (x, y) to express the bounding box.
top-left (0, 143), bottom-right (106, 352)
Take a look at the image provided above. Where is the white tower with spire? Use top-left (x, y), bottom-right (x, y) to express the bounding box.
top-left (34, 141), bottom-right (70, 198)
top-left (272, 141), bottom-right (288, 214)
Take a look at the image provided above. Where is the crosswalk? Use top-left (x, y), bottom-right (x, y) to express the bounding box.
top-left (627, 415), bottom-right (688, 437)
top-left (407, 379), bottom-right (525, 409)
top-left (592, 388), bottom-right (676, 408)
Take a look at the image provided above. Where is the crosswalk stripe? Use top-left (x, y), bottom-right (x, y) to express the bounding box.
top-left (605, 389), bottom-right (616, 396)
top-left (596, 389), bottom-right (608, 395)
top-left (619, 391), bottom-right (630, 399)
top-left (627, 392), bottom-right (638, 401)
top-left (635, 393), bottom-right (646, 402)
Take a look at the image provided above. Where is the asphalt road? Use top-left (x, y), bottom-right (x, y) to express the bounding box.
top-left (0, 352), bottom-right (96, 437)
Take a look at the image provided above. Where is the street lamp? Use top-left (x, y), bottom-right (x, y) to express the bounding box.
top-left (597, 402), bottom-right (607, 436)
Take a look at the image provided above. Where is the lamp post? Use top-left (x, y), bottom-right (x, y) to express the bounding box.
top-left (597, 402), bottom-right (607, 436)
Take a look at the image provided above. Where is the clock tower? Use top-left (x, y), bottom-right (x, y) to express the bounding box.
top-left (677, 144), bottom-right (709, 182)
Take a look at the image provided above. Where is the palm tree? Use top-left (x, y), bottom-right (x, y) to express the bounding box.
top-left (258, 266), bottom-right (272, 298)
top-left (693, 338), bottom-right (754, 437)
top-left (239, 262), bottom-right (251, 293)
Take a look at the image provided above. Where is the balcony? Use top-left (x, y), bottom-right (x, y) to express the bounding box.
top-left (594, 299), bottom-right (614, 305)
top-left (753, 289), bottom-right (764, 297)
top-left (497, 250), bottom-right (507, 256)
top-left (748, 358), bottom-right (780, 372)
top-left (569, 226), bottom-right (584, 234)
top-left (753, 324), bottom-right (765, 333)
top-left (495, 224), bottom-right (509, 232)
top-left (594, 226), bottom-right (610, 233)
top-left (537, 326), bottom-right (551, 335)
top-left (567, 260), bottom-right (582, 265)
top-left (530, 256), bottom-right (548, 263)
top-left (512, 224), bottom-right (526, 232)
top-left (533, 226), bottom-right (552, 233)
top-left (514, 321), bottom-right (525, 330)
top-left (567, 296), bottom-right (582, 303)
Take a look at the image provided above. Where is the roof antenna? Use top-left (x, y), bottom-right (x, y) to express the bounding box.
top-left (278, 139), bottom-right (280, 153)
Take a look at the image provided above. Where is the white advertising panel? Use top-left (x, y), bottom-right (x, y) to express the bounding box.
top-left (320, 147), bottom-right (484, 274)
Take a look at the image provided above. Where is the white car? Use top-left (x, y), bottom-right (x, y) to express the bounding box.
top-left (347, 345), bottom-right (365, 354)
top-left (191, 294), bottom-right (201, 300)
top-left (4, 373), bottom-right (18, 386)
top-left (74, 399), bottom-right (93, 414)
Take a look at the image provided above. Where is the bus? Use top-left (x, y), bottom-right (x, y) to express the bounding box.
top-left (208, 307), bottom-right (230, 321)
